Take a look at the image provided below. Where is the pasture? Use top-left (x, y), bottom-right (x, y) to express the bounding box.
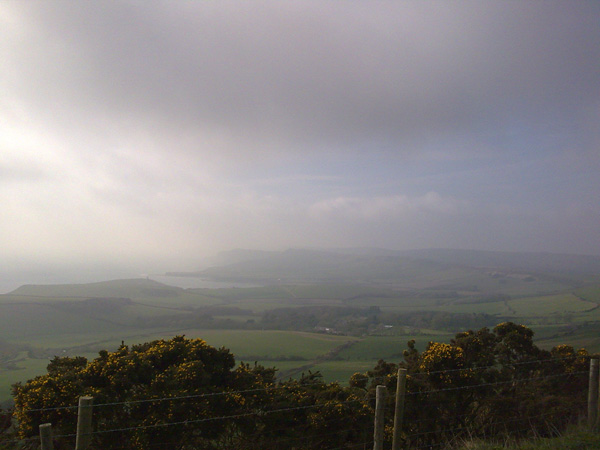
top-left (1, 276), bottom-right (599, 403)
top-left (507, 294), bottom-right (595, 316)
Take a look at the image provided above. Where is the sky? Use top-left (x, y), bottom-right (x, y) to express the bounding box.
top-left (1, 1), bottom-right (599, 288)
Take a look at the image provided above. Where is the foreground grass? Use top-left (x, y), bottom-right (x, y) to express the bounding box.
top-left (456, 428), bottom-right (600, 450)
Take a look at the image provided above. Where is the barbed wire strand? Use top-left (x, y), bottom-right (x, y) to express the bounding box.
top-left (405, 392), bottom-right (588, 408)
top-left (19, 380), bottom-right (372, 415)
top-left (5, 361), bottom-right (594, 448)
top-left (12, 370), bottom-right (587, 441)
top-left (2, 393), bottom-right (591, 449)
top-left (49, 398), bottom-right (366, 439)
top-left (369, 354), bottom-right (591, 381)
top-left (16, 355), bottom-right (591, 414)
top-left (405, 370), bottom-right (587, 396)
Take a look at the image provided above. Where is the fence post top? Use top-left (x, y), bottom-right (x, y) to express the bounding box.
top-left (78, 396), bottom-right (94, 407)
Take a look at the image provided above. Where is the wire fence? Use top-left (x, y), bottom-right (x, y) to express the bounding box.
top-left (1, 356), bottom-right (597, 450)
top-left (12, 354), bottom-right (588, 416)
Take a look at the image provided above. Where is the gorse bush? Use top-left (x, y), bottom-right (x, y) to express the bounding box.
top-left (351, 322), bottom-right (591, 448)
top-left (11, 336), bottom-right (371, 450)
top-left (7, 323), bottom-right (595, 450)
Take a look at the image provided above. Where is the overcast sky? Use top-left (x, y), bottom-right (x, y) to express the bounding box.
top-left (1, 1), bottom-right (599, 287)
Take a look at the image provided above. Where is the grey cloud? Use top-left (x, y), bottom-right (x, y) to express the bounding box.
top-left (6, 2), bottom-right (599, 158)
top-left (1, 1), bottom-right (600, 280)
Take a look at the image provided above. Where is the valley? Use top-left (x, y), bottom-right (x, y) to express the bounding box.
top-left (1, 248), bottom-right (599, 405)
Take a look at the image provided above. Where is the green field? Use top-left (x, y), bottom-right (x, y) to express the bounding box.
top-left (0, 327), bottom-right (455, 403)
top-left (508, 294), bottom-right (596, 316)
top-left (161, 329), bottom-right (354, 360)
top-left (0, 352), bottom-right (99, 407)
top-left (574, 285), bottom-right (600, 303)
top-left (2, 274), bottom-right (600, 404)
top-left (335, 335), bottom-right (443, 360)
top-left (311, 334), bottom-right (454, 383)
top-left (311, 361), bottom-right (377, 383)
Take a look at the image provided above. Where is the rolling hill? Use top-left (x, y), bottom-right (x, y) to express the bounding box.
top-left (173, 248), bottom-right (600, 288)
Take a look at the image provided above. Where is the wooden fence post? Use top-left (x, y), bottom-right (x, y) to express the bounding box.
top-left (589, 359), bottom-right (599, 430)
top-left (392, 368), bottom-right (407, 450)
top-left (39, 423), bottom-right (53, 450)
top-left (374, 385), bottom-right (386, 450)
top-left (75, 396), bottom-right (94, 450)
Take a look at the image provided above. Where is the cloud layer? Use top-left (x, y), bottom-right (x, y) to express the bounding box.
top-left (1, 1), bottom-right (599, 284)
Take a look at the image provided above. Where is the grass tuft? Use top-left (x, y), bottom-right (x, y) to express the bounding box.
top-left (453, 426), bottom-right (600, 450)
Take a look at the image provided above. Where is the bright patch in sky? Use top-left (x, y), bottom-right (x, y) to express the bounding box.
top-left (1, 1), bottom-right (599, 288)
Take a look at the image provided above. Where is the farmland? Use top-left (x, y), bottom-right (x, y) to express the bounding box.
top-left (1, 248), bottom-right (600, 405)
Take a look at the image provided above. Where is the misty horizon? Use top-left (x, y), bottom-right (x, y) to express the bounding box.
top-left (2, 2), bottom-right (599, 290)
top-left (3, 245), bottom-right (600, 295)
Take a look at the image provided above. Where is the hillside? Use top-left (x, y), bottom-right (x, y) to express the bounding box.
top-left (2, 248), bottom-right (600, 405)
top-left (403, 248), bottom-right (600, 280)
top-left (8, 278), bottom-right (182, 299)
top-left (174, 248), bottom-right (599, 290)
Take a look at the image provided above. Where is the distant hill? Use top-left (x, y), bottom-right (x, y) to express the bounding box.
top-left (8, 278), bottom-right (182, 299)
top-left (205, 249), bottom-right (276, 266)
top-left (175, 248), bottom-right (600, 287)
top-left (195, 248), bottom-right (450, 284)
top-left (401, 248), bottom-right (600, 278)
